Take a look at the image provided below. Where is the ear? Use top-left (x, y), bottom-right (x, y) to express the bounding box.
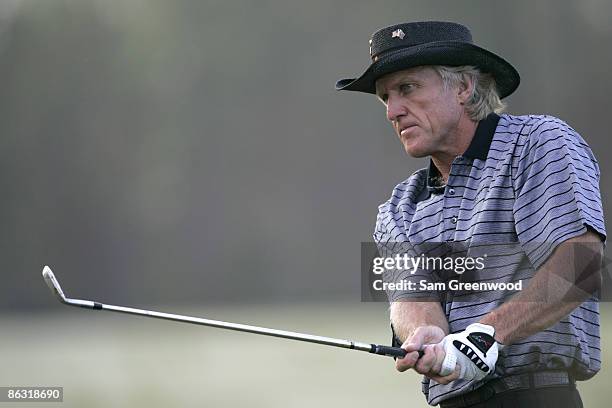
top-left (456, 74), bottom-right (474, 105)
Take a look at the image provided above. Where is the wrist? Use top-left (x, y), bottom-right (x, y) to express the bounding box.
top-left (494, 335), bottom-right (506, 350)
top-left (477, 315), bottom-right (509, 345)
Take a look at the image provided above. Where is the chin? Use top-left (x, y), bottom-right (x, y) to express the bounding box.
top-left (403, 144), bottom-right (429, 158)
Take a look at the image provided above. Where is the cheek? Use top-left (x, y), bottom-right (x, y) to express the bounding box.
top-left (428, 102), bottom-right (460, 132)
top-left (413, 99), bottom-right (443, 128)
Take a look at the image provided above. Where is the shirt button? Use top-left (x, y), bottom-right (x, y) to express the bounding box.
top-left (451, 216), bottom-right (458, 224)
top-left (448, 188), bottom-right (455, 195)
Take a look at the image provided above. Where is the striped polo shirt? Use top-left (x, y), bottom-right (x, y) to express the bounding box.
top-left (373, 113), bottom-right (606, 406)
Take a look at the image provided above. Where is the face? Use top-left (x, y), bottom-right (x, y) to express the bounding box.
top-left (375, 66), bottom-right (467, 158)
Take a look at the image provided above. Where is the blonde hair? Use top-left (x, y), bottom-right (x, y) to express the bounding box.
top-left (432, 65), bottom-right (506, 121)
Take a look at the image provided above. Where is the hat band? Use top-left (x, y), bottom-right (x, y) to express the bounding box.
top-left (371, 45), bottom-right (410, 62)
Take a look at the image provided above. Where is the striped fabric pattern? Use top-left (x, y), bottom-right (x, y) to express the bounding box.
top-left (373, 113), bottom-right (606, 406)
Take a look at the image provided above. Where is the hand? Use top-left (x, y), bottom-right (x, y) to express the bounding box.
top-left (395, 325), bottom-right (445, 373)
top-left (438, 323), bottom-right (500, 382)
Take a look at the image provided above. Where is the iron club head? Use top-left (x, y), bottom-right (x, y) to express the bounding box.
top-left (42, 266), bottom-right (67, 303)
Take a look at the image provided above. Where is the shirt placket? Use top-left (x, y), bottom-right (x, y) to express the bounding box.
top-left (441, 157), bottom-right (466, 242)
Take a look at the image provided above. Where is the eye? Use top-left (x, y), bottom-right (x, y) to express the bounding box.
top-left (399, 83), bottom-right (415, 94)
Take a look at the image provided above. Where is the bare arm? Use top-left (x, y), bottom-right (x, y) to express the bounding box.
top-left (480, 230), bottom-right (603, 345)
top-left (390, 301), bottom-right (449, 343)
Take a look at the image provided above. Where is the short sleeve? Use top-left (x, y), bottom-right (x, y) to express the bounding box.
top-left (512, 117), bottom-right (606, 269)
top-left (373, 203), bottom-right (442, 302)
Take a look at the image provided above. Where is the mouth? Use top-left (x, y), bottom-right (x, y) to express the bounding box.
top-left (398, 124), bottom-right (418, 137)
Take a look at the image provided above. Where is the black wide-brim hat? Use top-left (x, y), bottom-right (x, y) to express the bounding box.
top-left (336, 21), bottom-right (520, 98)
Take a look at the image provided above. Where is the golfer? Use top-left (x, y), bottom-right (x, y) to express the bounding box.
top-left (337, 21), bottom-right (605, 407)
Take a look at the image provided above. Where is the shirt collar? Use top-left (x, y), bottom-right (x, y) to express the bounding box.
top-left (462, 112), bottom-right (500, 160)
top-left (426, 113), bottom-right (500, 194)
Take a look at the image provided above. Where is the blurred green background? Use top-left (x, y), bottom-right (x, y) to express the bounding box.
top-left (1, 0), bottom-right (611, 406)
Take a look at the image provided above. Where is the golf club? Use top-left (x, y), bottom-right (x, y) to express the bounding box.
top-left (42, 266), bottom-right (423, 359)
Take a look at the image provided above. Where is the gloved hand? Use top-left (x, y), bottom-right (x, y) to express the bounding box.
top-left (438, 323), bottom-right (500, 381)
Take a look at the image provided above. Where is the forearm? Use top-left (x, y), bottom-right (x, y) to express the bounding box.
top-left (480, 231), bottom-right (603, 345)
top-left (390, 301), bottom-right (449, 343)
top-left (479, 281), bottom-right (582, 345)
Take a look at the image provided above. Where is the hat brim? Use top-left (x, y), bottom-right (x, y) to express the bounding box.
top-left (335, 41), bottom-right (520, 99)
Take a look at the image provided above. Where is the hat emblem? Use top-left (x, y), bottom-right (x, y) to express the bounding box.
top-left (391, 29), bottom-right (405, 39)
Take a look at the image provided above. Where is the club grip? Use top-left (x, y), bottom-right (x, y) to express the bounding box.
top-left (371, 344), bottom-right (424, 359)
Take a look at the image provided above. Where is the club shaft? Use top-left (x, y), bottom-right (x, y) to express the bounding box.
top-left (65, 297), bottom-right (391, 355)
top-left (42, 266), bottom-right (412, 359)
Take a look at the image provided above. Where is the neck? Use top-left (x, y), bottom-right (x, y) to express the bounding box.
top-left (431, 115), bottom-right (478, 182)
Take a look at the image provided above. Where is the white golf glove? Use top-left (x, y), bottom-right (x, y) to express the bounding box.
top-left (439, 323), bottom-right (500, 381)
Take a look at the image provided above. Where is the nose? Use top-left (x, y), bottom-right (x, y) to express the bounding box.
top-left (386, 95), bottom-right (406, 122)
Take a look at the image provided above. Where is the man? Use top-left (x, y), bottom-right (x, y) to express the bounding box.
top-left (336, 22), bottom-right (605, 407)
